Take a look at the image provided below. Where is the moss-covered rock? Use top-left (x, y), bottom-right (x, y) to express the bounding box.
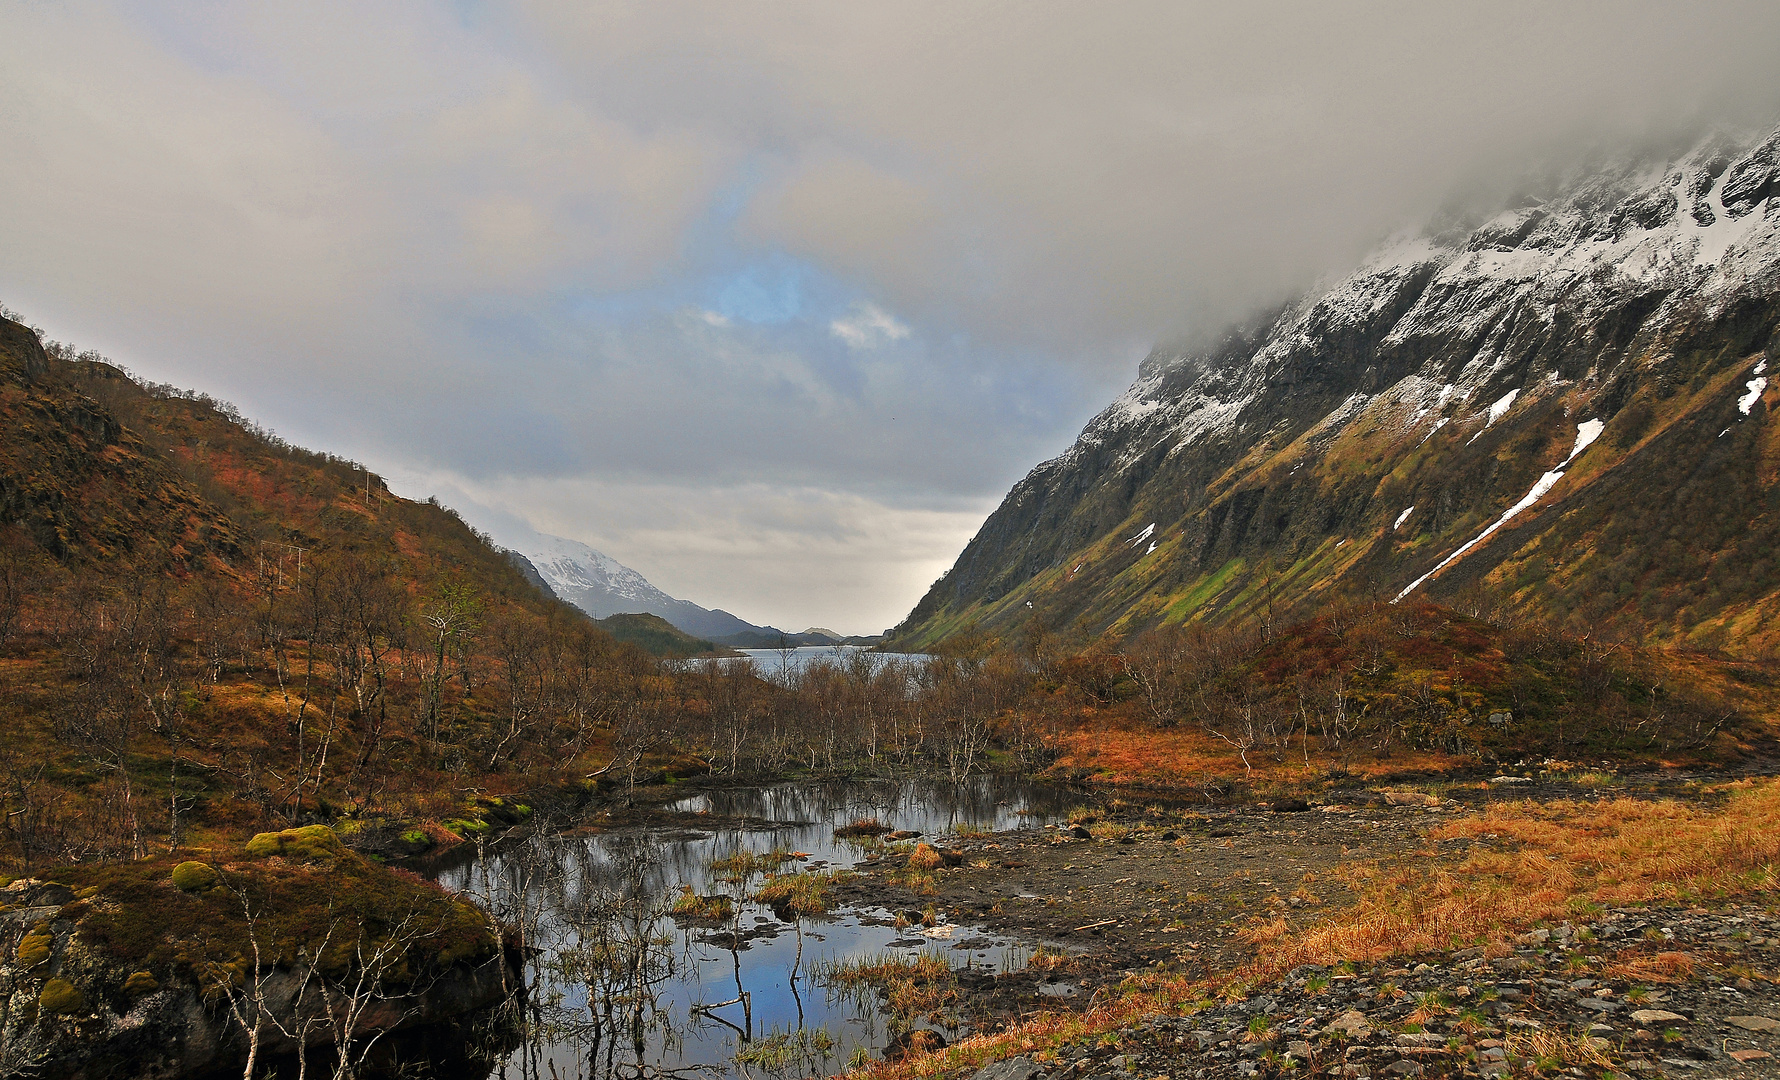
top-left (38, 977), bottom-right (87, 1015)
top-left (395, 828), bottom-right (436, 856)
top-left (243, 824), bottom-right (345, 862)
top-left (169, 861), bottom-right (218, 892)
top-left (443, 818), bottom-right (491, 839)
top-left (18, 923), bottom-right (54, 968)
top-left (0, 841), bottom-right (517, 1079)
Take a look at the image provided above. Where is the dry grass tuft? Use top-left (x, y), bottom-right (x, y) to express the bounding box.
top-left (754, 870), bottom-right (850, 916)
top-left (710, 847), bottom-right (794, 883)
top-left (906, 843), bottom-right (945, 872)
top-left (1026, 946), bottom-right (1076, 974)
top-left (1504, 1027), bottom-right (1616, 1072)
top-left (1236, 916), bottom-right (1291, 946)
top-left (1603, 949), bottom-right (1696, 983)
top-left (836, 817), bottom-right (891, 838)
top-left (816, 953), bottom-right (959, 1029)
top-left (670, 886), bottom-right (732, 921)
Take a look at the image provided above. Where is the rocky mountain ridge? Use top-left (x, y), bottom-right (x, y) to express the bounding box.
top-left (893, 125), bottom-right (1780, 652)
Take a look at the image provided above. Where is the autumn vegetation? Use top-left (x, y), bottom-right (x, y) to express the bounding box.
top-left (4, 292), bottom-right (1780, 1078)
top-left (2, 307), bottom-right (1776, 877)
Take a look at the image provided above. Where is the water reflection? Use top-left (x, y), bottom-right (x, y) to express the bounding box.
top-left (434, 777), bottom-right (1080, 1079)
top-left (730, 647), bottom-right (930, 682)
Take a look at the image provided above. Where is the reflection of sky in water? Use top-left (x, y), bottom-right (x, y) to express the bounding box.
top-left (433, 777), bottom-right (1080, 1078)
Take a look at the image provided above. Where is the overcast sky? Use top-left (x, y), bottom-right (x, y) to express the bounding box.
top-left (4, 2), bottom-right (1779, 634)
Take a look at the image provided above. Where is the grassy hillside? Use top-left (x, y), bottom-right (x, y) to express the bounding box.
top-left (0, 312), bottom-right (675, 867)
top-left (594, 611), bottom-right (731, 657)
top-left (1044, 599), bottom-right (1777, 787)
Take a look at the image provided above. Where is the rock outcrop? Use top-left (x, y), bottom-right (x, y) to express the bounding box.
top-left (0, 830), bottom-right (519, 1079)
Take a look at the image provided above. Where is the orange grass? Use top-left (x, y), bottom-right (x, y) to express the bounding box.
top-left (845, 779), bottom-right (1780, 1080)
top-left (1239, 780), bottom-right (1780, 984)
top-left (1044, 716), bottom-right (1471, 787)
top-left (1602, 949), bottom-right (1696, 983)
top-left (906, 843), bottom-right (945, 871)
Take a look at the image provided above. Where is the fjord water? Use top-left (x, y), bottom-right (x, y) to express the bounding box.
top-left (433, 777), bottom-right (1081, 1079)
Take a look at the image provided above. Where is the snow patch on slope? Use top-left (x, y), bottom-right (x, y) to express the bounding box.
top-left (1740, 377), bottom-right (1768, 415)
top-left (1567, 419), bottom-right (1604, 462)
top-left (1396, 420), bottom-right (1605, 601)
top-left (1487, 389), bottom-right (1521, 425)
top-left (1466, 388), bottom-right (1521, 446)
top-left (1397, 469), bottom-right (1565, 601)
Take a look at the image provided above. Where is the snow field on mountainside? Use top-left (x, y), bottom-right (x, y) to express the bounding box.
top-left (1396, 420), bottom-right (1604, 602)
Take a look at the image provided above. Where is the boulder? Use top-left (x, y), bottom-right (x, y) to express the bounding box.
top-left (972, 1055), bottom-right (1044, 1080)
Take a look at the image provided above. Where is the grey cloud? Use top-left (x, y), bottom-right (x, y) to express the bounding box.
top-left (277, 304), bottom-right (1098, 501)
top-left (524, 0), bottom-right (1780, 359)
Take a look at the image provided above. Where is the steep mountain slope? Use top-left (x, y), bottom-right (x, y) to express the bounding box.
top-left (893, 125), bottom-right (1780, 653)
top-left (0, 308), bottom-right (612, 638)
top-left (0, 317), bottom-right (240, 566)
top-left (522, 532), bottom-right (784, 642)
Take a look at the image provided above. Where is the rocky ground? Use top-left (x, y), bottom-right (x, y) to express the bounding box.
top-left (817, 777), bottom-right (1779, 1079)
top-left (963, 904), bottom-right (1779, 1080)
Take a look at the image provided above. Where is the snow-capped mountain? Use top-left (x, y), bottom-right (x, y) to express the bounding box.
top-left (528, 533), bottom-right (678, 614)
top-left (893, 124), bottom-right (1780, 653)
top-left (519, 532), bottom-right (778, 642)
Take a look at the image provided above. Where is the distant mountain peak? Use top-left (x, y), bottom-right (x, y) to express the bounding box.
top-left (527, 533), bottom-right (677, 610)
top-left (519, 532), bottom-right (779, 644)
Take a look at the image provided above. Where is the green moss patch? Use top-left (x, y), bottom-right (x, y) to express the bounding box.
top-left (39, 978), bottom-right (86, 1015)
top-left (170, 861), bottom-right (219, 892)
top-left (49, 838), bottom-right (497, 998)
top-left (243, 824), bottom-right (345, 862)
top-left (123, 971), bottom-right (160, 997)
top-left (17, 928), bottom-right (53, 968)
